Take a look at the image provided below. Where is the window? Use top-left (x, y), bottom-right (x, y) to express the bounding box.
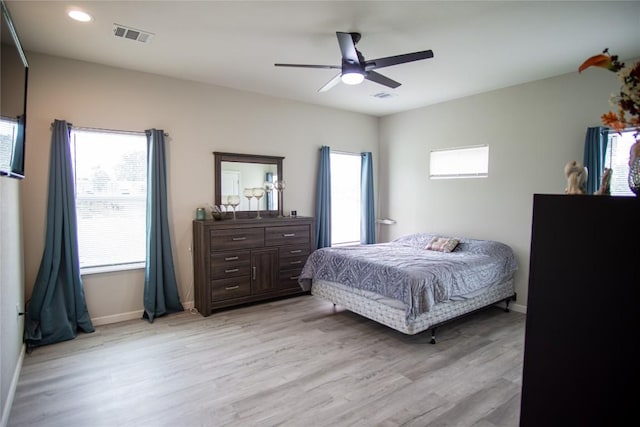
top-left (70, 128), bottom-right (147, 272)
top-left (429, 145), bottom-right (489, 179)
top-left (0, 116), bottom-right (18, 171)
top-left (330, 152), bottom-right (361, 246)
top-left (604, 130), bottom-right (636, 196)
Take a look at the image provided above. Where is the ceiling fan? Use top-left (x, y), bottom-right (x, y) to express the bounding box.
top-left (275, 31), bottom-right (434, 92)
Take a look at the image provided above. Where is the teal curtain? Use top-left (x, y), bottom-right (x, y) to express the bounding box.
top-left (315, 146), bottom-right (331, 249)
top-left (143, 129), bottom-right (183, 322)
top-left (583, 126), bottom-right (609, 194)
top-left (25, 119), bottom-right (94, 347)
top-left (360, 152), bottom-right (375, 244)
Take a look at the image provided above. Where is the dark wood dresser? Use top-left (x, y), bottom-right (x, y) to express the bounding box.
top-left (192, 216), bottom-right (315, 316)
top-left (520, 194), bottom-right (638, 426)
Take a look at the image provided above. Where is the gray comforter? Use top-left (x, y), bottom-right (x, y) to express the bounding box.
top-left (299, 233), bottom-right (517, 319)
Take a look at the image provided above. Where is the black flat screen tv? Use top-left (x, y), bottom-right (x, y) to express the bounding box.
top-left (1, 0), bottom-right (28, 179)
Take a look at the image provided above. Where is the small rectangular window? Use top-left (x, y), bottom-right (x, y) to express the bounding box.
top-left (70, 128), bottom-right (147, 272)
top-left (429, 145), bottom-right (489, 179)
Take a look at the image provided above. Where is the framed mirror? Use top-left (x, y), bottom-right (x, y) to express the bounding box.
top-left (214, 152), bottom-right (284, 217)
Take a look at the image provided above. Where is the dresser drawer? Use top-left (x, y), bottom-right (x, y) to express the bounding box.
top-left (278, 245), bottom-right (309, 270)
top-left (265, 225), bottom-right (310, 247)
top-left (279, 268), bottom-right (303, 290)
top-left (211, 277), bottom-right (251, 301)
top-left (210, 250), bottom-right (250, 279)
top-left (210, 228), bottom-right (264, 250)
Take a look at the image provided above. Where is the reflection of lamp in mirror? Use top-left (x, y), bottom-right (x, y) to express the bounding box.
top-left (252, 187), bottom-right (265, 219)
top-left (274, 179), bottom-right (286, 217)
top-left (227, 195), bottom-right (240, 220)
top-left (242, 188), bottom-right (254, 214)
top-left (263, 181), bottom-right (274, 211)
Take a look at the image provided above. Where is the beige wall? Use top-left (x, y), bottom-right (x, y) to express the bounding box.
top-left (378, 67), bottom-right (619, 310)
top-left (22, 53), bottom-right (378, 323)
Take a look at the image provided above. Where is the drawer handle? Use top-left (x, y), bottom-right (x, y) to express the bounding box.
top-left (290, 276), bottom-right (300, 280)
top-left (225, 285), bottom-right (240, 291)
top-left (224, 256), bottom-right (239, 261)
top-left (289, 249), bottom-right (302, 254)
top-left (252, 266), bottom-right (256, 280)
top-left (225, 268), bottom-right (239, 273)
top-left (232, 237), bottom-right (247, 241)
top-left (289, 260), bottom-right (302, 265)
top-left (283, 233), bottom-right (296, 237)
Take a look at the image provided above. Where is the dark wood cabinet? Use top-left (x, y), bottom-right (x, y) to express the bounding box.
top-left (520, 194), bottom-right (639, 426)
top-left (251, 248), bottom-right (278, 294)
top-left (193, 216), bottom-right (315, 315)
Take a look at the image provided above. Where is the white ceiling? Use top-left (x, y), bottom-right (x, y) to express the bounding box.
top-left (5, 1), bottom-right (640, 117)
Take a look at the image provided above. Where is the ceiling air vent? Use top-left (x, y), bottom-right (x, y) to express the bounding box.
top-left (113, 24), bottom-right (154, 43)
top-left (372, 92), bottom-right (397, 99)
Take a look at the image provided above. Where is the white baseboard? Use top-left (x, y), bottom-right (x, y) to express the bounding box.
top-left (1, 344), bottom-right (25, 427)
top-left (91, 300), bottom-right (194, 326)
top-left (510, 302), bottom-right (527, 314)
top-left (91, 309), bottom-right (144, 326)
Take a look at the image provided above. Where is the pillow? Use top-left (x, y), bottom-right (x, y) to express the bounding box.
top-left (426, 236), bottom-right (460, 253)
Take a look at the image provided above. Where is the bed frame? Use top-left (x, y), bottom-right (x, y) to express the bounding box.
top-left (311, 277), bottom-right (516, 343)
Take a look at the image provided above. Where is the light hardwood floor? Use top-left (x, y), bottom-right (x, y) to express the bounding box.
top-left (9, 295), bottom-right (525, 427)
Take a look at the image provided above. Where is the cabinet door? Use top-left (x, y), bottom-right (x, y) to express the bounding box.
top-left (251, 248), bottom-right (278, 294)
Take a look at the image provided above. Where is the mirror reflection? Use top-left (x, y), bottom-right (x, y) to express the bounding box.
top-left (214, 152), bottom-right (284, 215)
top-left (222, 161), bottom-right (278, 211)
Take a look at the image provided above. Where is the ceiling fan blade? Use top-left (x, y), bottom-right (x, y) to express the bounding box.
top-left (336, 32), bottom-right (360, 64)
top-left (318, 73), bottom-right (342, 92)
top-left (365, 49), bottom-right (434, 70)
top-left (274, 63), bottom-right (341, 69)
top-left (365, 70), bottom-right (401, 89)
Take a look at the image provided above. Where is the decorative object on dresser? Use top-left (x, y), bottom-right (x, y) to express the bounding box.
top-left (563, 160), bottom-right (587, 194)
top-left (252, 187), bottom-right (265, 219)
top-left (578, 49), bottom-right (639, 195)
top-left (274, 179), bottom-right (286, 217)
top-left (210, 204), bottom-right (223, 220)
top-left (193, 216), bottom-right (315, 315)
top-left (227, 195), bottom-right (240, 220)
top-left (242, 188), bottom-right (254, 214)
top-left (594, 167), bottom-right (612, 195)
top-left (630, 142), bottom-right (640, 195)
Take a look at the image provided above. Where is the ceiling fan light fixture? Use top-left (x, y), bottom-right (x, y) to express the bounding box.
top-left (341, 71), bottom-right (364, 85)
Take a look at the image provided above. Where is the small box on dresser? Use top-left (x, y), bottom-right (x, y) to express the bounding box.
top-left (192, 216), bottom-right (315, 316)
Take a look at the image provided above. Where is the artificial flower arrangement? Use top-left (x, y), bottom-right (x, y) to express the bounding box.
top-left (579, 47), bottom-right (640, 192)
top-left (578, 48), bottom-right (640, 133)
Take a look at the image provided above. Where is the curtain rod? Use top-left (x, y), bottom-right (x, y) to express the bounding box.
top-left (330, 149), bottom-right (361, 156)
top-left (73, 125), bottom-right (169, 137)
top-left (50, 122), bottom-right (168, 137)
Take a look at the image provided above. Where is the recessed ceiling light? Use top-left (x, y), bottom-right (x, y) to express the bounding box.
top-left (68, 10), bottom-right (92, 22)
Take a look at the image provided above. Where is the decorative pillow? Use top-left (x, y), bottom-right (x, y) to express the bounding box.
top-left (426, 236), bottom-right (460, 252)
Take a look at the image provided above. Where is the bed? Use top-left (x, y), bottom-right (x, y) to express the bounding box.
top-left (298, 233), bottom-right (517, 343)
